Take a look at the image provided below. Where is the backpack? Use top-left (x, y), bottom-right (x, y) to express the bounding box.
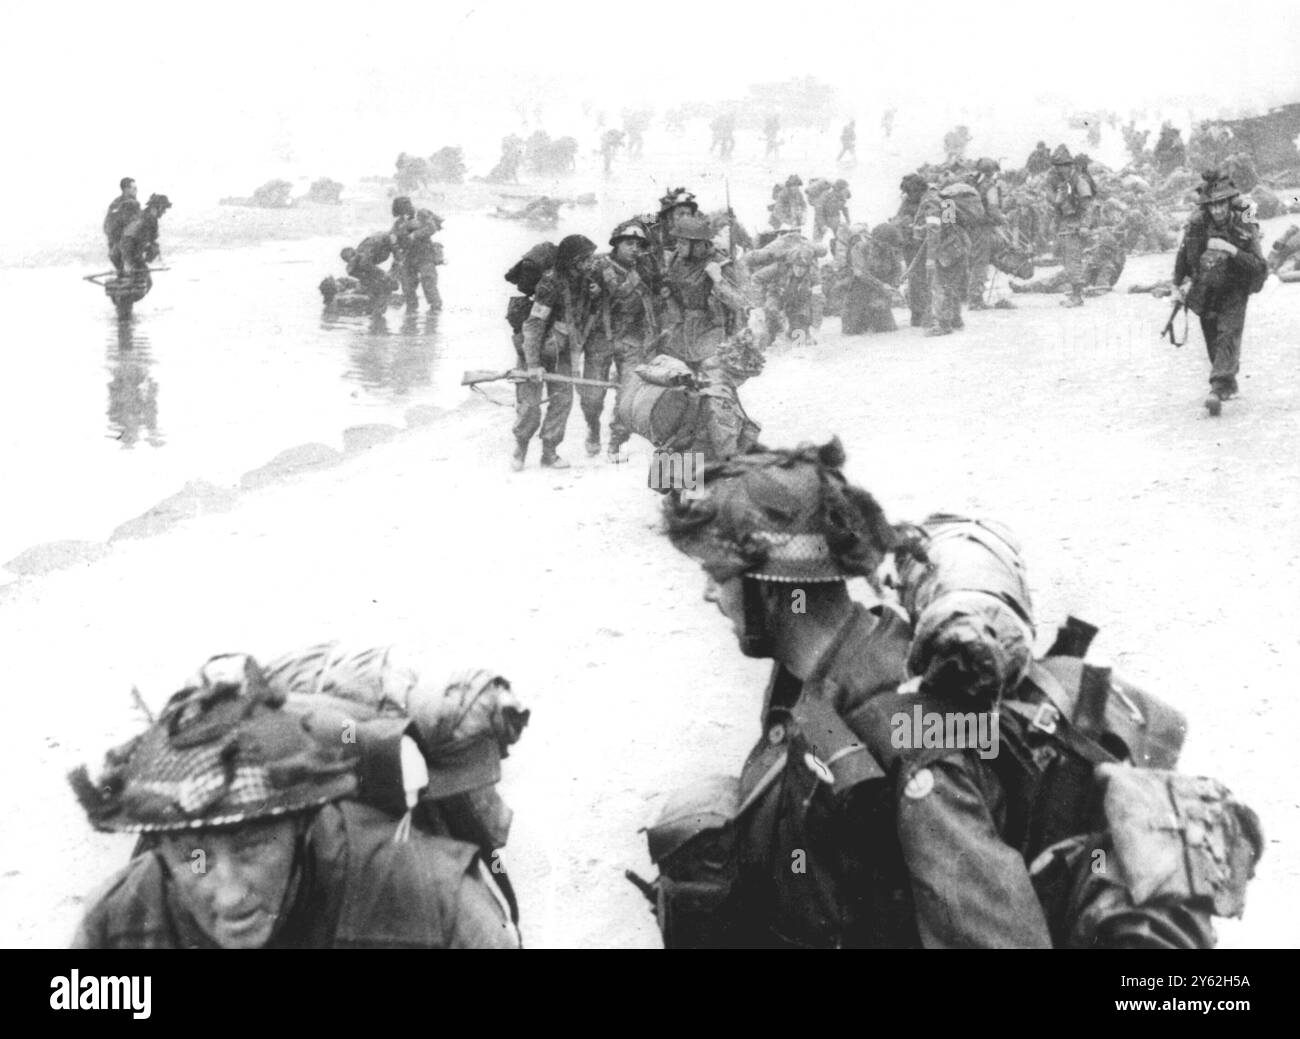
top-left (806, 178), bottom-right (833, 205)
top-left (504, 241), bottom-right (558, 297)
top-left (937, 182), bottom-right (987, 229)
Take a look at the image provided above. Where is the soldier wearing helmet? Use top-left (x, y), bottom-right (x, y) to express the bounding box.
top-left (812, 179), bottom-right (852, 243)
top-left (580, 223), bottom-right (658, 461)
top-left (104, 177), bottom-right (141, 276)
top-left (1172, 170), bottom-right (1268, 415)
top-left (69, 654), bottom-right (519, 948)
top-left (839, 222), bottom-right (905, 335)
top-left (511, 233), bottom-right (599, 470)
top-left (967, 159), bottom-right (1010, 310)
top-left (116, 193), bottom-right (171, 293)
top-left (895, 173), bottom-right (932, 327)
top-left (642, 439), bottom-right (1054, 948)
top-left (1046, 144), bottom-right (1095, 306)
top-left (769, 175), bottom-right (808, 232)
top-left (391, 208), bottom-right (445, 311)
top-left (658, 215), bottom-right (759, 460)
top-left (643, 440), bottom-right (1257, 948)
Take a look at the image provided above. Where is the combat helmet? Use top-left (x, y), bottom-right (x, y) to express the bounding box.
top-left (556, 233), bottom-right (597, 269)
top-left (418, 208), bottom-right (444, 228)
top-left (1051, 144), bottom-right (1073, 166)
top-left (68, 654), bottom-right (358, 834)
top-left (609, 221), bottom-right (650, 248)
top-left (975, 157), bottom-right (1000, 174)
top-left (785, 174), bottom-right (803, 187)
top-left (1198, 169), bottom-right (1240, 205)
top-left (871, 222), bottom-right (905, 250)
top-left (658, 187), bottom-right (698, 216)
top-left (663, 437), bottom-right (898, 585)
top-left (673, 215), bottom-right (715, 242)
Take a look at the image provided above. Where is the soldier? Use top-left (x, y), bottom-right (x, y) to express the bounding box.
top-left (838, 120), bottom-right (857, 160)
top-left (117, 193), bottom-right (171, 293)
top-left (648, 441), bottom-right (1051, 948)
top-left (1011, 226), bottom-right (1126, 296)
top-left (69, 654), bottom-right (519, 948)
top-left (894, 173), bottom-right (931, 327)
top-left (770, 175), bottom-right (808, 232)
top-left (966, 158), bottom-right (1008, 309)
top-left (582, 223), bottom-right (657, 461)
top-left (1046, 145), bottom-right (1095, 307)
top-left (630, 187), bottom-right (700, 296)
top-left (839, 223), bottom-right (904, 334)
top-left (763, 114), bottom-right (782, 159)
top-left (751, 243), bottom-right (823, 345)
top-left (812, 179), bottom-right (851, 243)
top-left (600, 129), bottom-right (625, 174)
top-left (512, 234), bottom-right (598, 470)
top-left (913, 181), bottom-right (969, 336)
top-left (660, 215), bottom-right (758, 460)
top-left (644, 442), bottom-right (1262, 948)
top-left (104, 177), bottom-right (141, 276)
top-left (1172, 171), bottom-right (1268, 416)
top-left (1025, 141), bottom-right (1052, 175)
top-left (341, 232), bottom-right (400, 315)
top-left (394, 208), bottom-right (445, 311)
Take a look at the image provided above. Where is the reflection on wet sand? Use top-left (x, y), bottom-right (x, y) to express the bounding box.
top-left (334, 308), bottom-right (441, 397)
top-left (107, 319), bottom-right (164, 448)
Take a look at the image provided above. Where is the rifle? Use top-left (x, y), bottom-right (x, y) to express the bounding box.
top-left (461, 369), bottom-right (618, 389)
top-left (725, 179), bottom-right (736, 265)
top-left (1161, 299), bottom-right (1186, 347)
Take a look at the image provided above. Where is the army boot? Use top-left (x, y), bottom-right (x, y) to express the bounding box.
top-left (993, 298), bottom-right (1017, 310)
top-left (1204, 391), bottom-right (1222, 417)
top-left (607, 440), bottom-right (628, 463)
top-left (924, 324), bottom-right (952, 337)
top-left (1060, 287), bottom-right (1084, 307)
top-left (511, 439), bottom-right (529, 471)
top-left (584, 423), bottom-right (601, 457)
top-left (540, 444), bottom-right (570, 469)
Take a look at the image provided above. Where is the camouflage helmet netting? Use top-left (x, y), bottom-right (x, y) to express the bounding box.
top-left (663, 438), bottom-right (898, 583)
top-left (70, 654), bottom-right (357, 834)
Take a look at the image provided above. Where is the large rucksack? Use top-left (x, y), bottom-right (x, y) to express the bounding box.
top-left (938, 182), bottom-right (987, 230)
top-left (805, 178), bottom-right (833, 205)
top-left (505, 241), bottom-right (558, 297)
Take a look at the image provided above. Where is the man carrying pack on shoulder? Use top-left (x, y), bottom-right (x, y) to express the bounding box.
top-left (511, 233), bottom-right (599, 470)
top-left (1171, 170), bottom-right (1268, 416)
top-left (68, 653), bottom-right (520, 949)
top-left (912, 178), bottom-right (970, 336)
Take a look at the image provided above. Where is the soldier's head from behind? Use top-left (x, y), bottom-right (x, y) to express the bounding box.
top-left (68, 653), bottom-right (357, 949)
top-left (146, 193), bottom-right (171, 217)
top-left (120, 177), bottom-right (137, 198)
top-left (662, 438), bottom-right (898, 662)
top-left (672, 215), bottom-right (717, 261)
top-left (609, 222), bottom-right (648, 264)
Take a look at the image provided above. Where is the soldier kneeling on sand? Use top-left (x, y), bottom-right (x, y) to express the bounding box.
top-left (69, 651), bottom-right (522, 949)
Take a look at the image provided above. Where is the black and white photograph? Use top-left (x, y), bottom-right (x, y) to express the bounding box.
top-left (1, 0), bottom-right (1295, 967)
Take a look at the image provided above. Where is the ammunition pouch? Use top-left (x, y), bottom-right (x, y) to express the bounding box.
top-left (645, 775), bottom-right (743, 949)
top-left (505, 295), bottom-right (533, 335)
top-left (1098, 764), bottom-right (1263, 918)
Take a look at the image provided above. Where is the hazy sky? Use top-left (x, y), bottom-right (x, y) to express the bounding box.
top-left (3, 0), bottom-right (1297, 205)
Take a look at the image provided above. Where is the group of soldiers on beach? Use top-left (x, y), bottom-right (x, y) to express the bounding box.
top-left (75, 114), bottom-right (1279, 948)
